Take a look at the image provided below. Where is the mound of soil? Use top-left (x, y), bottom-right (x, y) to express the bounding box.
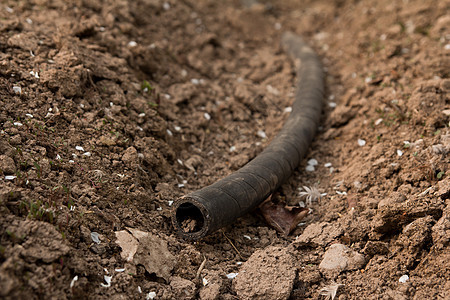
top-left (0, 0), bottom-right (448, 299)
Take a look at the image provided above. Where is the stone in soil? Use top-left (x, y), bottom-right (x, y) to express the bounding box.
top-left (319, 243), bottom-right (366, 275)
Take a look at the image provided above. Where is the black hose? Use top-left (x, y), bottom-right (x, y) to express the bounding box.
top-left (171, 32), bottom-right (324, 240)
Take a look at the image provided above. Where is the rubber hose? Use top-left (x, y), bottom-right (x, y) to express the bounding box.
top-left (171, 32), bottom-right (324, 240)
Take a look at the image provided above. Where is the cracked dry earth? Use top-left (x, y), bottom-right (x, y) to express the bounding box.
top-left (0, 0), bottom-right (449, 299)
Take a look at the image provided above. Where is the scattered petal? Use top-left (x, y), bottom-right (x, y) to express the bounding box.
top-left (163, 2), bottom-right (170, 10)
top-left (91, 232), bottom-right (101, 244)
top-left (12, 86), bottom-right (21, 94)
top-left (191, 78), bottom-right (200, 85)
top-left (13, 122), bottom-right (23, 126)
top-left (305, 165), bottom-right (315, 172)
top-left (70, 276), bottom-right (78, 289)
top-left (324, 163), bottom-right (332, 168)
top-left (399, 275), bottom-right (409, 283)
top-left (168, 201), bottom-right (173, 206)
top-left (174, 125), bottom-right (181, 131)
top-left (374, 118), bottom-right (383, 125)
top-left (75, 146), bottom-right (84, 151)
top-left (100, 275), bottom-right (112, 288)
top-left (307, 158), bottom-right (318, 166)
top-left (284, 107), bottom-right (292, 113)
top-left (328, 102), bottom-right (337, 108)
top-left (397, 150), bottom-right (403, 157)
top-left (357, 139), bottom-right (366, 146)
top-left (257, 130), bottom-right (267, 139)
top-left (226, 273), bottom-right (239, 279)
top-left (115, 268), bottom-right (125, 273)
top-left (146, 291), bottom-right (157, 300)
top-left (5, 175), bottom-right (16, 180)
top-left (25, 113), bottom-right (33, 118)
top-left (229, 146), bottom-right (236, 152)
top-left (243, 235), bottom-right (251, 240)
top-left (266, 85), bottom-right (280, 96)
top-left (204, 112), bottom-right (211, 120)
top-left (138, 113), bottom-right (146, 117)
top-left (138, 286), bottom-right (142, 293)
top-left (128, 41), bottom-right (137, 47)
top-left (83, 152), bottom-right (91, 157)
top-left (166, 129), bottom-right (173, 136)
top-left (202, 278), bottom-right (209, 286)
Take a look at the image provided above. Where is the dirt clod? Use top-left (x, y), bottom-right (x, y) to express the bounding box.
top-left (233, 246), bottom-right (296, 300)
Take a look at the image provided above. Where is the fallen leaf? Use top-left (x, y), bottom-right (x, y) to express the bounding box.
top-left (259, 197), bottom-right (309, 235)
top-left (114, 228), bottom-right (175, 281)
top-left (115, 230), bottom-right (139, 261)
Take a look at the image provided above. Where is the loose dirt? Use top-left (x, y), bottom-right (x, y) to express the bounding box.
top-left (0, 0), bottom-right (449, 299)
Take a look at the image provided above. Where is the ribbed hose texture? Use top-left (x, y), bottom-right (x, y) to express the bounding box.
top-left (172, 32), bottom-right (325, 240)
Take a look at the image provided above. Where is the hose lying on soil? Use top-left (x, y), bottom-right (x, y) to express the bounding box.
top-left (171, 32), bottom-right (325, 241)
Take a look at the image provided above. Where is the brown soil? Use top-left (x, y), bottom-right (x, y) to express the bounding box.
top-left (0, 0), bottom-right (449, 299)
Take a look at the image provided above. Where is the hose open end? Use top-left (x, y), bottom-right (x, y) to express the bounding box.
top-left (172, 196), bottom-right (211, 240)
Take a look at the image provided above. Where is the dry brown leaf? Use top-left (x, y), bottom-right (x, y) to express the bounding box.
top-left (259, 198), bottom-right (309, 235)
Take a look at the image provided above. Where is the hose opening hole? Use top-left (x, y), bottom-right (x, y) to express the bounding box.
top-left (176, 203), bottom-right (204, 233)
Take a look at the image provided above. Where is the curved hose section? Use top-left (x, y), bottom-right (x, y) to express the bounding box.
top-left (171, 32), bottom-right (324, 240)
